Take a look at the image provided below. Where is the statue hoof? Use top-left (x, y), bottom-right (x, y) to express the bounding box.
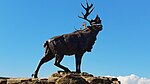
top-left (31, 74), bottom-right (38, 78)
top-left (76, 70), bottom-right (81, 73)
top-left (64, 68), bottom-right (71, 72)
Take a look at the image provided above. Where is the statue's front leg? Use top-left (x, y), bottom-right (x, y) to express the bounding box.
top-left (75, 53), bottom-right (83, 73)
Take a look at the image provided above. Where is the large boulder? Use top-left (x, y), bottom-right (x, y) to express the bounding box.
top-left (56, 74), bottom-right (89, 84)
top-left (48, 71), bottom-right (120, 84)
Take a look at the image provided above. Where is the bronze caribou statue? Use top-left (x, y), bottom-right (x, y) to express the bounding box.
top-left (32, 1), bottom-right (103, 78)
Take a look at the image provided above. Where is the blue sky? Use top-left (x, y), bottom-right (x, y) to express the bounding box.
top-left (0, 0), bottom-right (150, 79)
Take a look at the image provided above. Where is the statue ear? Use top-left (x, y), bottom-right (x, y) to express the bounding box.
top-left (94, 15), bottom-right (101, 24)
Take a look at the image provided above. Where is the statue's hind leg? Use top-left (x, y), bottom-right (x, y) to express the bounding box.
top-left (54, 55), bottom-right (71, 72)
top-left (32, 52), bottom-right (54, 78)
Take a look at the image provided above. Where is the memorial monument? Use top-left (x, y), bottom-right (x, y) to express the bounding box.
top-left (32, 1), bottom-right (103, 78)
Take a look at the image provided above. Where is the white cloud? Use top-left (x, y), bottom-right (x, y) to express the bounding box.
top-left (117, 74), bottom-right (150, 84)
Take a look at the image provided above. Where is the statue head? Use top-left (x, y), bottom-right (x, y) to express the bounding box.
top-left (78, 1), bottom-right (102, 32)
top-left (90, 15), bottom-right (102, 31)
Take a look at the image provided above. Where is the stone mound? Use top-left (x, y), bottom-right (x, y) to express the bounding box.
top-left (0, 71), bottom-right (121, 84)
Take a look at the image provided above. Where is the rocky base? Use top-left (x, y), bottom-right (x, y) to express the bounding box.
top-left (0, 71), bottom-right (121, 84)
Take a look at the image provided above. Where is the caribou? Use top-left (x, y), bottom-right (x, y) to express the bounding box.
top-left (32, 1), bottom-right (103, 78)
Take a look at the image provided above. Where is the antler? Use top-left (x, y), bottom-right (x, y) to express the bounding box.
top-left (78, 0), bottom-right (94, 24)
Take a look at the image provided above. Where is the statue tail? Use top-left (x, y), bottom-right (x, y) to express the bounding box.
top-left (43, 41), bottom-right (48, 48)
top-left (43, 41), bottom-right (51, 50)
top-left (43, 40), bottom-right (54, 55)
